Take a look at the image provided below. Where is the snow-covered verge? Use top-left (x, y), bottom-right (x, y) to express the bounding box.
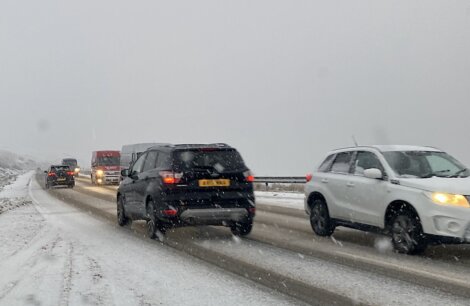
top-left (0, 168), bottom-right (22, 192)
top-left (0, 172), bottom-right (300, 306)
top-left (255, 191), bottom-right (305, 210)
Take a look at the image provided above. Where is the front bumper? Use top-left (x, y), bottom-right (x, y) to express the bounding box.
top-left (421, 200), bottom-right (470, 241)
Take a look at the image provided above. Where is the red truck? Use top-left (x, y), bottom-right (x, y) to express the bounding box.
top-left (91, 151), bottom-right (121, 185)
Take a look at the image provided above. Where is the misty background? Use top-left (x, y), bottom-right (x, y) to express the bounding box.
top-left (1, 0), bottom-right (469, 175)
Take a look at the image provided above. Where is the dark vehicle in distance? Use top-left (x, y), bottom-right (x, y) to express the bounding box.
top-left (117, 143), bottom-right (256, 239)
top-left (61, 158), bottom-right (80, 177)
top-left (45, 165), bottom-right (75, 189)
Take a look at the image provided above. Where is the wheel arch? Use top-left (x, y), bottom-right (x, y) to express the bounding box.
top-left (384, 200), bottom-right (421, 229)
top-left (307, 191), bottom-right (327, 209)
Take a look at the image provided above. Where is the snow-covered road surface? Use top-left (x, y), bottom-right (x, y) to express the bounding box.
top-left (0, 172), bottom-right (301, 305)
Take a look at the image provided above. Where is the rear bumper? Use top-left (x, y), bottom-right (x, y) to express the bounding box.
top-left (179, 208), bottom-right (250, 225)
top-left (50, 179), bottom-right (74, 185)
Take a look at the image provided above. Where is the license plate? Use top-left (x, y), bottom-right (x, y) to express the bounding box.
top-left (198, 179), bottom-right (230, 187)
top-left (57, 178), bottom-right (66, 181)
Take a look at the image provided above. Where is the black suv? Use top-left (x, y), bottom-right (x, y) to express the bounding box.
top-left (45, 165), bottom-right (75, 189)
top-left (117, 143), bottom-right (255, 238)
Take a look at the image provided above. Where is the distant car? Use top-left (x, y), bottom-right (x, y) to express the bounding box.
top-left (45, 165), bottom-right (75, 189)
top-left (305, 145), bottom-right (470, 254)
top-left (117, 143), bottom-right (256, 239)
top-left (61, 158), bottom-right (80, 177)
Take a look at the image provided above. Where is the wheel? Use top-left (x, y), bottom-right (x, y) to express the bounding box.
top-left (45, 182), bottom-right (50, 189)
top-left (117, 196), bottom-right (131, 226)
top-left (68, 184), bottom-right (74, 188)
top-left (230, 219), bottom-right (253, 236)
top-left (391, 213), bottom-right (427, 254)
top-left (309, 198), bottom-right (335, 236)
top-left (146, 199), bottom-right (167, 239)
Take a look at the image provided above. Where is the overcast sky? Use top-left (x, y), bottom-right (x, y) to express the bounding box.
top-left (1, 0), bottom-right (470, 175)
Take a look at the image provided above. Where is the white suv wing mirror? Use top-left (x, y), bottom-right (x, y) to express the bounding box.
top-left (364, 168), bottom-right (383, 180)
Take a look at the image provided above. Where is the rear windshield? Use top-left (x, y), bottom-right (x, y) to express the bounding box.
top-left (62, 159), bottom-right (77, 166)
top-left (51, 166), bottom-right (70, 172)
top-left (173, 149), bottom-right (247, 173)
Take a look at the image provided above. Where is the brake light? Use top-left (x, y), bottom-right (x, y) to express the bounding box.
top-left (163, 209), bottom-right (178, 216)
top-left (48, 172), bottom-right (56, 177)
top-left (67, 171), bottom-right (74, 176)
top-left (306, 173), bottom-right (313, 182)
top-left (159, 171), bottom-right (183, 184)
top-left (248, 207), bottom-right (256, 214)
top-left (244, 170), bottom-right (255, 182)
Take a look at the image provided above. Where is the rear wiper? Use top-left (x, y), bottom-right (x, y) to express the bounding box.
top-left (448, 168), bottom-right (468, 178)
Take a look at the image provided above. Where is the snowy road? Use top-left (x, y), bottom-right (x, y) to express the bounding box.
top-left (2, 173), bottom-right (470, 305)
top-left (0, 172), bottom-right (301, 306)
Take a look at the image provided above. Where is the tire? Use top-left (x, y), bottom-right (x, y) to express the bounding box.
top-left (309, 198), bottom-right (335, 236)
top-left (230, 219), bottom-right (253, 236)
top-left (391, 213), bottom-right (427, 254)
top-left (68, 183), bottom-right (74, 188)
top-left (45, 182), bottom-right (50, 189)
top-left (146, 200), bottom-right (166, 239)
top-left (117, 196), bottom-right (131, 226)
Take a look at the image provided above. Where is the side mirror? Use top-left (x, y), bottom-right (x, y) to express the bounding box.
top-left (44, 170), bottom-right (48, 174)
top-left (364, 168), bottom-right (383, 180)
top-left (121, 169), bottom-right (129, 177)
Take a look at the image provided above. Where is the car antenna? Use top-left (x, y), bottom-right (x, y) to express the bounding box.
top-left (352, 135), bottom-right (359, 147)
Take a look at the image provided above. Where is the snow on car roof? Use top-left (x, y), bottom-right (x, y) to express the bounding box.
top-left (330, 145), bottom-right (442, 153)
top-left (370, 145), bottom-right (442, 152)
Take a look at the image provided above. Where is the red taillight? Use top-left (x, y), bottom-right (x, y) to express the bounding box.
top-left (67, 171), bottom-right (74, 176)
top-left (306, 173), bottom-right (313, 182)
top-left (248, 207), bottom-right (256, 214)
top-left (244, 170), bottom-right (255, 183)
top-left (48, 172), bottom-right (56, 177)
top-left (159, 171), bottom-right (183, 184)
top-left (163, 209), bottom-right (178, 216)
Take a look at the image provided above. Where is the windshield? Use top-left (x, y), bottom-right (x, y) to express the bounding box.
top-left (383, 151), bottom-right (469, 178)
top-left (97, 156), bottom-right (120, 166)
top-left (173, 149), bottom-right (247, 173)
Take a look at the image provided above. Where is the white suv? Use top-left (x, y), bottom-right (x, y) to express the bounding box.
top-left (304, 145), bottom-right (470, 254)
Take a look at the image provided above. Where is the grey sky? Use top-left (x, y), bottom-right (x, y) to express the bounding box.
top-left (1, 0), bottom-right (470, 175)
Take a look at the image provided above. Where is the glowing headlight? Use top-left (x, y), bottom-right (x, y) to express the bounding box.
top-left (427, 192), bottom-right (470, 208)
top-left (96, 170), bottom-right (104, 177)
top-left (74, 167), bottom-right (80, 173)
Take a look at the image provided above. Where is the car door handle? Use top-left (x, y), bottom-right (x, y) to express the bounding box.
top-left (346, 182), bottom-right (355, 188)
top-left (321, 178), bottom-right (329, 183)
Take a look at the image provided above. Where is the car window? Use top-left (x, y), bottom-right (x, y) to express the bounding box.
top-left (330, 152), bottom-right (353, 174)
top-left (353, 151), bottom-right (384, 176)
top-left (131, 153), bottom-right (146, 174)
top-left (142, 151), bottom-right (158, 172)
top-left (156, 151), bottom-right (171, 169)
top-left (318, 154), bottom-right (335, 172)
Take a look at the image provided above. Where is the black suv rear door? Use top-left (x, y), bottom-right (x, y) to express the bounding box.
top-left (171, 148), bottom-right (251, 207)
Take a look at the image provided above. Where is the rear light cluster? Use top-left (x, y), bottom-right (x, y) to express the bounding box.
top-left (306, 173), bottom-right (313, 182)
top-left (48, 172), bottom-right (56, 177)
top-left (159, 171), bottom-right (183, 184)
top-left (244, 170), bottom-right (255, 183)
top-left (67, 171), bottom-right (75, 176)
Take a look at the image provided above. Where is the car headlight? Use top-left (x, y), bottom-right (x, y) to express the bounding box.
top-left (426, 192), bottom-right (470, 208)
top-left (74, 168), bottom-right (80, 172)
top-left (96, 170), bottom-right (104, 177)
